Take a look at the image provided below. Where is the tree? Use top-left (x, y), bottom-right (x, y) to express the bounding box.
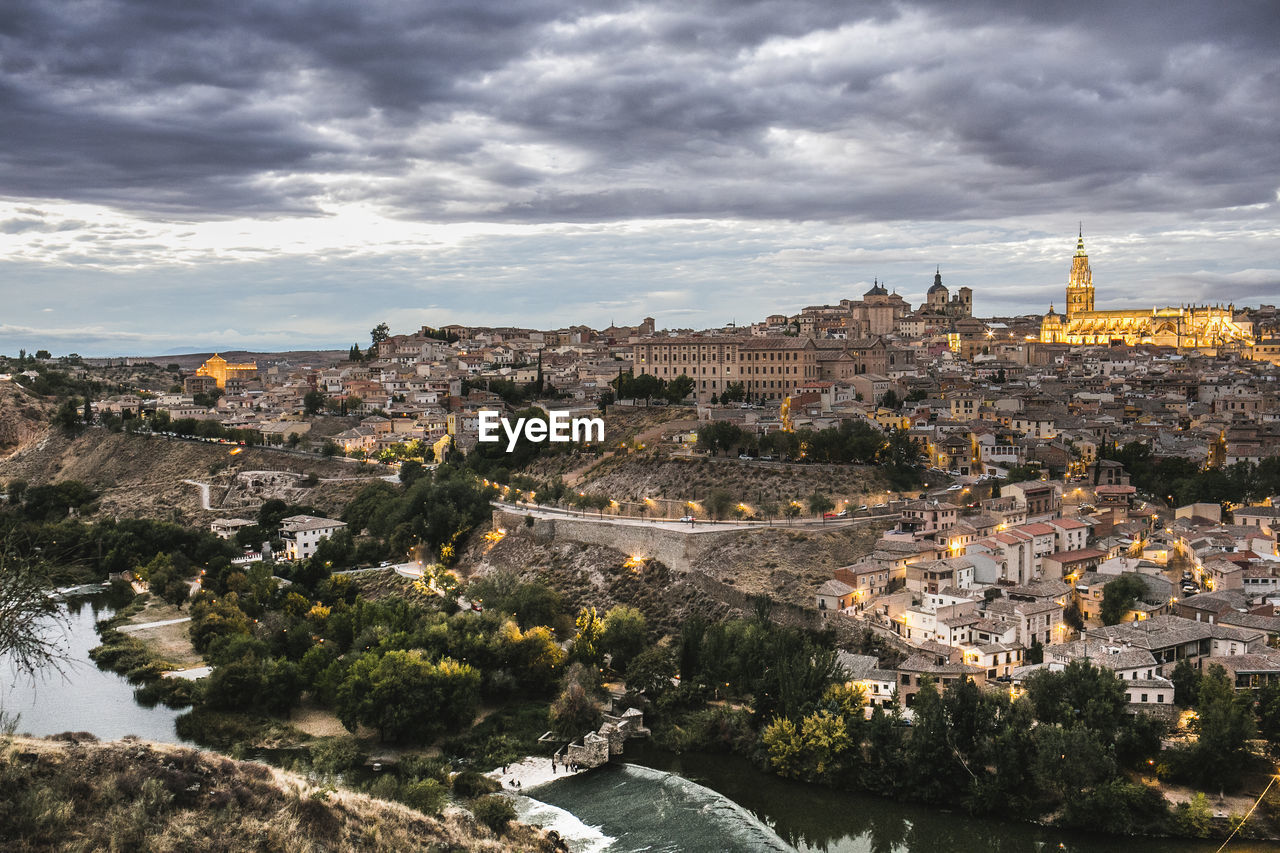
top-left (399, 459), bottom-right (425, 486)
top-left (337, 650), bottom-right (480, 742)
top-left (1257, 680), bottom-right (1280, 757)
top-left (596, 390), bottom-right (614, 414)
top-left (783, 503), bottom-right (801, 525)
top-left (625, 645), bottom-right (676, 698)
top-left (370, 322), bottom-right (391, 347)
top-left (665, 374), bottom-right (695, 403)
top-left (53, 398), bottom-right (82, 433)
top-left (1184, 664), bottom-right (1255, 790)
top-left (600, 606), bottom-right (647, 672)
top-left (548, 664), bottom-right (602, 737)
top-left (704, 488), bottom-right (734, 520)
top-left (571, 607), bottom-right (603, 666)
top-left (303, 390), bottom-right (327, 415)
top-left (1171, 659), bottom-right (1201, 707)
top-left (33, 349), bottom-right (50, 360)
top-left (1100, 574), bottom-right (1147, 625)
top-left (807, 492), bottom-right (834, 520)
top-left (1024, 660), bottom-right (1127, 743)
top-left (0, 551), bottom-right (66, 678)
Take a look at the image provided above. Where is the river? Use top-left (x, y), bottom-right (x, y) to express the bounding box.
top-left (3, 597), bottom-right (1268, 852)
top-left (524, 746), bottom-right (1272, 853)
top-left (0, 593), bottom-right (188, 744)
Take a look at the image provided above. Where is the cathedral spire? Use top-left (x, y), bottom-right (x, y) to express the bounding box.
top-left (1075, 225), bottom-right (1086, 257)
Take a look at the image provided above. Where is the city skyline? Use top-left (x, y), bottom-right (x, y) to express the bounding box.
top-left (2, 1), bottom-right (1279, 356)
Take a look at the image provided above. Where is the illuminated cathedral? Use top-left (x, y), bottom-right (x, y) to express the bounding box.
top-left (1039, 231), bottom-right (1253, 350)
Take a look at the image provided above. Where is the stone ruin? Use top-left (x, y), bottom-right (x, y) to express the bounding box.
top-left (559, 705), bottom-right (651, 770)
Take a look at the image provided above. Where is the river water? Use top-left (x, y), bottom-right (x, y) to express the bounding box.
top-left (525, 747), bottom-right (1273, 853)
top-left (0, 594), bottom-right (188, 744)
top-left (4, 598), bottom-right (1269, 852)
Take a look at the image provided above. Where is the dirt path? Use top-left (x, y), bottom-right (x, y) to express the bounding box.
top-left (182, 479), bottom-right (213, 510)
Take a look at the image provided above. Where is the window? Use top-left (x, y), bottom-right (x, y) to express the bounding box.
top-left (1141, 693), bottom-right (1148, 703)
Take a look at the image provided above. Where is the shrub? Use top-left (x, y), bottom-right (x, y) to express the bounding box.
top-left (399, 779), bottom-right (447, 815)
top-left (472, 794), bottom-right (516, 834)
top-left (309, 736), bottom-right (361, 777)
top-left (451, 769), bottom-right (500, 799)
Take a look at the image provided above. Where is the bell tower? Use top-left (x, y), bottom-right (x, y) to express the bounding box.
top-left (1065, 226), bottom-right (1094, 320)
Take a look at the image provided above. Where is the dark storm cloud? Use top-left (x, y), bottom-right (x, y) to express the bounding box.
top-left (1, 0), bottom-right (1277, 224)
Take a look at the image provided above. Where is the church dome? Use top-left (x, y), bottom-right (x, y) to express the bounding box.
top-left (927, 268), bottom-right (947, 294)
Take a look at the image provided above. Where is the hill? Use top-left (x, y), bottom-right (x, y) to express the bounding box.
top-left (0, 430), bottom-right (385, 522)
top-left (458, 515), bottom-right (892, 632)
top-left (0, 382), bottom-right (56, 459)
top-left (0, 734), bottom-right (562, 852)
top-left (569, 453), bottom-right (894, 508)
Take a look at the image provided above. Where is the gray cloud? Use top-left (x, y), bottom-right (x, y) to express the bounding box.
top-left (0, 0), bottom-right (1275, 222)
top-left (1, 1), bottom-right (1278, 354)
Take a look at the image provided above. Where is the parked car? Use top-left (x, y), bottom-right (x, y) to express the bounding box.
top-left (738, 453), bottom-right (755, 460)
top-left (823, 509), bottom-right (850, 519)
top-left (946, 484), bottom-right (963, 491)
top-left (874, 503), bottom-right (888, 510)
top-left (679, 515), bottom-right (696, 523)
top-left (858, 504), bottom-right (869, 511)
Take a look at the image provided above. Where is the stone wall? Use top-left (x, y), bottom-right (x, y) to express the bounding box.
top-left (492, 510), bottom-right (743, 572)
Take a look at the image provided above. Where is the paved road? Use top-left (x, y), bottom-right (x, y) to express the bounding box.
top-left (491, 500), bottom-right (897, 533)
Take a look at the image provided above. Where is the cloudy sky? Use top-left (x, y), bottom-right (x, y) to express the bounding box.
top-left (2, 0), bottom-right (1278, 355)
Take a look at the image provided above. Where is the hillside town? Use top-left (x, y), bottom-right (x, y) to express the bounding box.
top-left (11, 236), bottom-right (1278, 728)
top-left (8, 235), bottom-right (1280, 842)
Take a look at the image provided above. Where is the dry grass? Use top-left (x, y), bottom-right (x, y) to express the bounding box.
top-left (0, 735), bottom-right (564, 852)
top-left (0, 430), bottom-right (384, 523)
top-left (571, 453), bottom-right (893, 506)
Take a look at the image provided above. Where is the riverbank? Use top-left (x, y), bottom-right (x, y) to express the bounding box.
top-left (488, 755), bottom-right (588, 791)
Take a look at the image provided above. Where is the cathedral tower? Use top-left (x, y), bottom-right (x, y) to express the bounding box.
top-left (1065, 228), bottom-right (1094, 320)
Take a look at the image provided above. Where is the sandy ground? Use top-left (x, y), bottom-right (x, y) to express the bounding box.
top-left (289, 702), bottom-right (354, 738)
top-left (1155, 776), bottom-right (1263, 817)
top-left (486, 755), bottom-right (587, 792)
top-left (117, 599), bottom-right (205, 668)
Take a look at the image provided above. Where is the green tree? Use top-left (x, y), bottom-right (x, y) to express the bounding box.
top-left (625, 645), bottom-right (676, 698)
top-left (1171, 659), bottom-right (1201, 707)
top-left (53, 398), bottom-right (82, 433)
top-left (1184, 664), bottom-right (1255, 790)
top-left (600, 606), bottom-right (648, 672)
top-left (571, 607), bottom-right (603, 666)
top-left (548, 663), bottom-right (602, 737)
top-left (704, 488), bottom-right (734, 520)
top-left (303, 390), bottom-right (327, 415)
top-left (665, 374), bottom-right (695, 403)
top-left (1100, 573), bottom-right (1147, 625)
top-left (1024, 660), bottom-right (1127, 743)
top-left (337, 650), bottom-right (480, 742)
top-left (807, 491), bottom-right (835, 520)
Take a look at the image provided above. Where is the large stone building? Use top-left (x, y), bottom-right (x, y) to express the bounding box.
top-left (195, 353), bottom-right (259, 389)
top-left (631, 334), bottom-right (900, 402)
top-left (1039, 232), bottom-right (1253, 350)
top-left (923, 269), bottom-right (973, 318)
